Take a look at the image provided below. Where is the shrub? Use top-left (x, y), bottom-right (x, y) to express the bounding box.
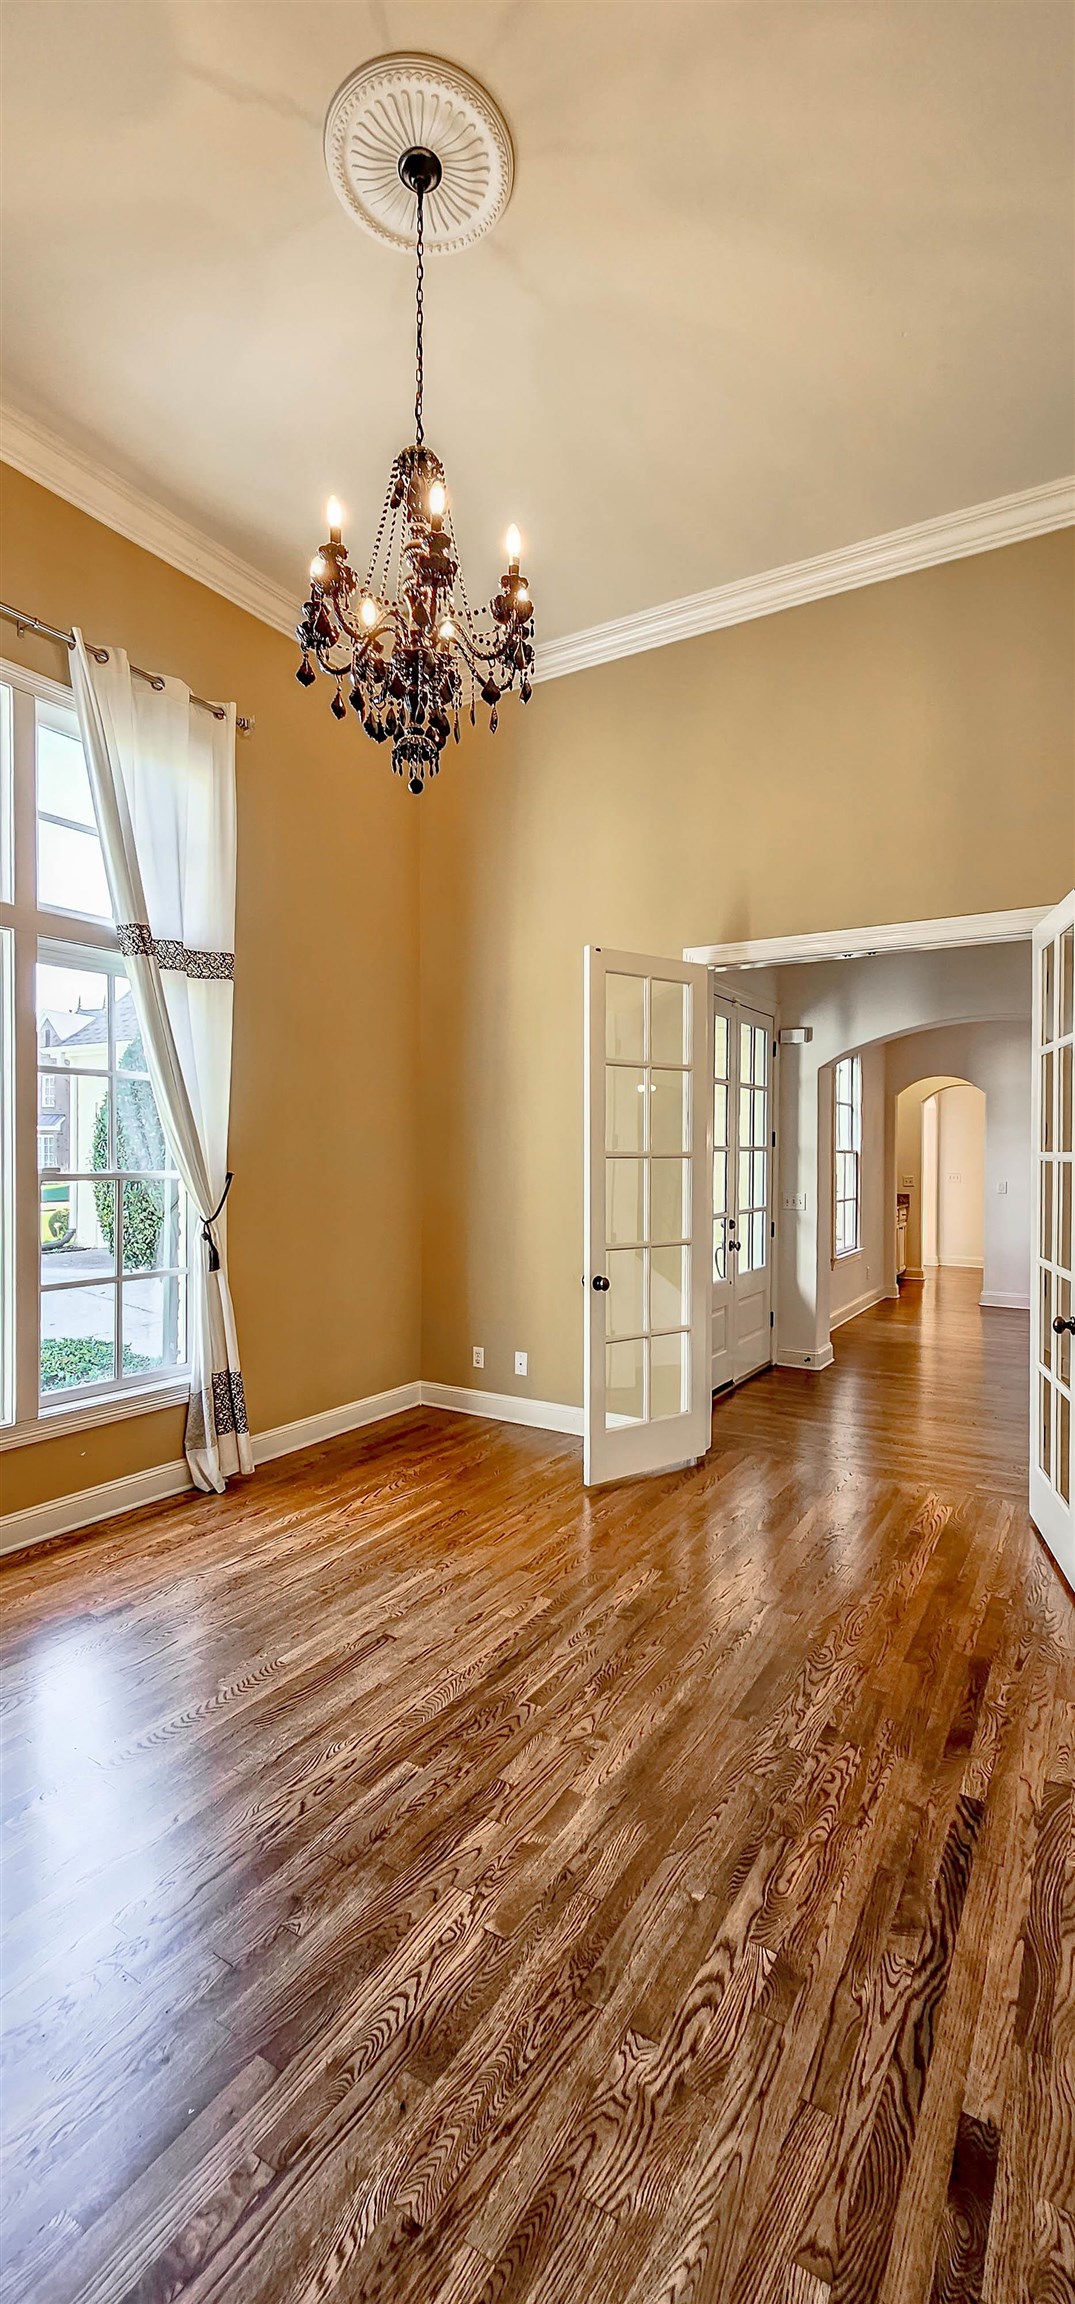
top-left (41, 1338), bottom-right (154, 1392)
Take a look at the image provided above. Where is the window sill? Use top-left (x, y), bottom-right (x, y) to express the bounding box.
top-left (0, 1376), bottom-right (189, 1451)
top-left (832, 1248), bottom-right (863, 1265)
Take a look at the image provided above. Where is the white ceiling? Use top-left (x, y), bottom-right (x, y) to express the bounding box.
top-left (2, 0), bottom-right (1072, 642)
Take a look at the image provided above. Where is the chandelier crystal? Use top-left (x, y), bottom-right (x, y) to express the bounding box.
top-left (296, 145), bottom-right (535, 794)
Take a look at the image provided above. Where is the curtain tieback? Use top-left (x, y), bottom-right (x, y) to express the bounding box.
top-left (202, 1173), bottom-right (233, 1272)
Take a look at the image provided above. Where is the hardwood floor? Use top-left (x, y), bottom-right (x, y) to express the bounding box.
top-left (2, 1271), bottom-right (1072, 2304)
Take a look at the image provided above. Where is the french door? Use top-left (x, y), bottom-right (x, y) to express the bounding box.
top-left (1031, 892), bottom-right (1074, 1583)
top-left (584, 948), bottom-right (712, 1486)
top-left (712, 993), bottom-right (774, 1390)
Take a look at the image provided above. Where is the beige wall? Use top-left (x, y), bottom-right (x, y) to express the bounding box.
top-left (419, 533), bottom-right (1074, 1407)
top-left (2, 477), bottom-right (1072, 1518)
top-left (934, 1083), bottom-right (987, 1268)
top-left (0, 467), bottom-right (421, 1513)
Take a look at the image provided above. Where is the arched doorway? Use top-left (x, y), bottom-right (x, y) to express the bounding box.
top-left (895, 1075), bottom-right (987, 1289)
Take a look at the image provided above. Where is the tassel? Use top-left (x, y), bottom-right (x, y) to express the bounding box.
top-left (202, 1172), bottom-right (233, 1273)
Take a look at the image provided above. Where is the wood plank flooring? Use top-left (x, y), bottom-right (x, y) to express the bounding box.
top-left (1, 1271), bottom-right (1072, 2303)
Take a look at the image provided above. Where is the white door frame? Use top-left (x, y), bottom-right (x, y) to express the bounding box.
top-left (684, 905), bottom-right (1048, 972)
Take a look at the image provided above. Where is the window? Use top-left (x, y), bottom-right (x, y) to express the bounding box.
top-left (0, 661), bottom-right (189, 1437)
top-left (834, 1054), bottom-right (862, 1258)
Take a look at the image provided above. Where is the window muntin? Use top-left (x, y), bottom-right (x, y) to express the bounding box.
top-left (0, 666), bottom-right (190, 1430)
top-left (834, 1054), bottom-right (862, 1258)
top-left (36, 960), bottom-right (186, 1399)
top-left (35, 709), bottom-right (112, 920)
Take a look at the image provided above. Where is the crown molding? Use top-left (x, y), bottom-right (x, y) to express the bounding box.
top-left (0, 403), bottom-right (296, 638)
top-left (3, 401), bottom-right (1071, 680)
top-left (533, 478), bottom-right (1075, 683)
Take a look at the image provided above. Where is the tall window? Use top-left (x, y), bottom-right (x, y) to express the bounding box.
top-left (833, 1054), bottom-right (862, 1257)
top-left (0, 659), bottom-right (189, 1436)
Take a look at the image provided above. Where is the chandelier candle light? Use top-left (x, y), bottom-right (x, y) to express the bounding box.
top-left (297, 66), bottom-right (534, 795)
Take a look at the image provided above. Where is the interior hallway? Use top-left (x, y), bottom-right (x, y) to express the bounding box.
top-left (2, 1274), bottom-right (1072, 2304)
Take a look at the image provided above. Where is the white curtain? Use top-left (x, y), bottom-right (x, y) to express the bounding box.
top-left (71, 633), bottom-right (253, 1493)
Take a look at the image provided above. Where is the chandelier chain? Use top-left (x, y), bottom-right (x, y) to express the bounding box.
top-left (414, 187), bottom-right (425, 447)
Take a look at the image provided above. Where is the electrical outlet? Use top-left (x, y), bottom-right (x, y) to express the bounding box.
top-left (514, 1350), bottom-right (528, 1376)
top-left (472, 1346), bottom-right (484, 1369)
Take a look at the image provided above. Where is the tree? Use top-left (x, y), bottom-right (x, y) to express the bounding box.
top-left (92, 1038), bottom-right (167, 1268)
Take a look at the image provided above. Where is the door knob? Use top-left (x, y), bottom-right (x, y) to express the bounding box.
top-left (592, 1274), bottom-right (610, 1292)
top-left (1053, 1315), bottom-right (1075, 1334)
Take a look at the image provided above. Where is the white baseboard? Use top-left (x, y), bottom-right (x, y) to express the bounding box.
top-left (0, 1377), bottom-right (587, 1558)
top-left (252, 1382), bottom-right (421, 1466)
top-left (1, 1458), bottom-right (192, 1557)
top-left (830, 1286), bottom-right (889, 1332)
top-left (774, 1345), bottom-right (835, 1372)
top-left (0, 1379), bottom-right (423, 1558)
top-left (901, 1266), bottom-right (926, 1283)
top-left (420, 1380), bottom-right (584, 1437)
top-left (979, 1290), bottom-right (1031, 1311)
top-left (936, 1256), bottom-right (986, 1271)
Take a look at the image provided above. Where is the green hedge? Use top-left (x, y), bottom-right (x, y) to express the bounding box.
top-left (41, 1338), bottom-right (154, 1393)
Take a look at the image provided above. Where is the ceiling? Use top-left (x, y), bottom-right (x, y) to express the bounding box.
top-left (1, 1), bottom-right (1072, 642)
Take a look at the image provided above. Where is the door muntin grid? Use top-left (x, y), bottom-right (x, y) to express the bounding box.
top-left (604, 972), bottom-right (691, 1426)
top-left (1037, 919), bottom-right (1073, 1508)
top-left (713, 1010), bottom-right (770, 1284)
top-left (737, 1020), bottom-right (770, 1275)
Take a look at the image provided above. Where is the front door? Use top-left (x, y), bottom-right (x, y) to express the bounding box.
top-left (711, 993), bottom-right (775, 1390)
top-left (1031, 892), bottom-right (1075, 1584)
top-left (584, 947), bottom-right (712, 1487)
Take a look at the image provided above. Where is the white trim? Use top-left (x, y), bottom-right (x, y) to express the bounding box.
top-left (935, 1256), bottom-right (986, 1271)
top-left (251, 1381), bottom-right (421, 1465)
top-left (830, 1286), bottom-right (890, 1331)
top-left (535, 480), bottom-right (1075, 683)
top-left (0, 1379), bottom-right (423, 1555)
top-left (1, 406), bottom-right (296, 638)
top-left (686, 907), bottom-right (1046, 970)
top-left (2, 404), bottom-right (1070, 674)
top-left (0, 1377), bottom-right (190, 1451)
top-left (979, 1290), bottom-right (1030, 1311)
top-left (0, 1377), bottom-right (588, 1556)
top-left (1, 1457), bottom-right (191, 1556)
top-left (420, 1380), bottom-right (584, 1437)
top-left (0, 651), bottom-right (77, 712)
top-left (774, 1345), bottom-right (835, 1371)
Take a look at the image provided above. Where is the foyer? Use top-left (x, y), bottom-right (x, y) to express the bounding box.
top-left (3, 1274), bottom-right (1071, 2304)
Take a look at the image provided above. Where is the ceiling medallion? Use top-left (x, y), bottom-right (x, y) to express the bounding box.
top-left (323, 53), bottom-right (514, 254)
top-left (298, 59), bottom-right (534, 796)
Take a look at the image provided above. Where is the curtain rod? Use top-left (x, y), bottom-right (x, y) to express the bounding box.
top-left (0, 601), bottom-right (255, 734)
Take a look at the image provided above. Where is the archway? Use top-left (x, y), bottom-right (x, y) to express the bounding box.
top-left (897, 1077), bottom-right (986, 1284)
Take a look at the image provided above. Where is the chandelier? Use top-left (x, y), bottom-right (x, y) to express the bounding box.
top-left (296, 120), bottom-right (535, 796)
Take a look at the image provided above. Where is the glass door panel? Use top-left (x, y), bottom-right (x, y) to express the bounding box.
top-left (586, 948), bottom-right (711, 1484)
top-left (1031, 892), bottom-right (1075, 1583)
top-left (713, 997), bottom-right (774, 1387)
